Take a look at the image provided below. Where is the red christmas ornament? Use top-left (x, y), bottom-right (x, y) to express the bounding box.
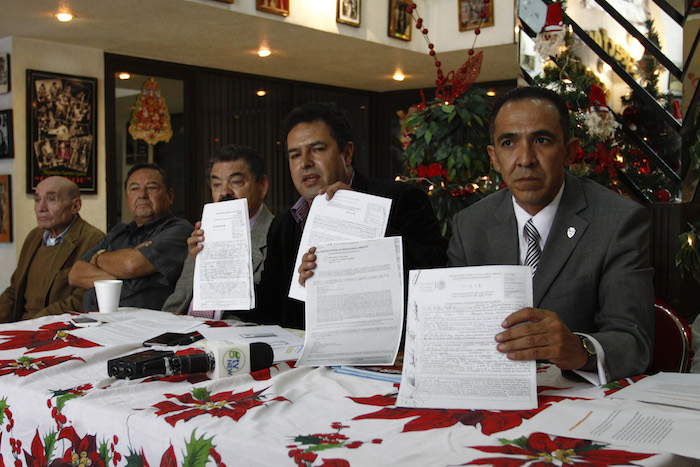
top-left (653, 188), bottom-right (671, 203)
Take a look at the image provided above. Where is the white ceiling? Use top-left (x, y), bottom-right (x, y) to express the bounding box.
top-left (0, 0), bottom-right (518, 92)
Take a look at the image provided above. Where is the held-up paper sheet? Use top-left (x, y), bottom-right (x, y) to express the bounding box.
top-left (193, 199), bottom-right (255, 311)
top-left (288, 190), bottom-right (392, 302)
top-left (397, 266), bottom-right (537, 410)
top-left (296, 237), bottom-right (404, 367)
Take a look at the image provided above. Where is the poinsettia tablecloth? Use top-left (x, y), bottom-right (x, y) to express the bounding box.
top-left (0, 311), bottom-right (691, 466)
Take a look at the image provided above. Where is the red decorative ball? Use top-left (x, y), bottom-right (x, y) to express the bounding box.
top-left (468, 49), bottom-right (474, 55)
top-left (475, 28), bottom-right (481, 35)
top-left (484, 0), bottom-right (489, 3)
top-left (694, 0), bottom-right (700, 8)
top-left (407, 7), bottom-right (413, 13)
top-left (480, 12), bottom-right (486, 18)
top-left (437, 69), bottom-right (444, 77)
top-left (428, 43), bottom-right (434, 49)
top-left (429, 50), bottom-right (436, 56)
top-left (422, 28), bottom-right (428, 34)
top-left (435, 61), bottom-right (441, 67)
top-left (653, 188), bottom-right (671, 203)
top-left (416, 19), bottom-right (423, 28)
top-left (412, 3), bottom-right (417, 8)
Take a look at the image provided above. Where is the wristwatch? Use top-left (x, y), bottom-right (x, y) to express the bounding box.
top-left (578, 335), bottom-right (597, 371)
top-left (93, 249), bottom-right (107, 264)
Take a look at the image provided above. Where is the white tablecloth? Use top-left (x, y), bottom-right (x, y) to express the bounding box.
top-left (0, 311), bottom-right (693, 466)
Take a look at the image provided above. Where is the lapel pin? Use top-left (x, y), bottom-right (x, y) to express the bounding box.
top-left (567, 227), bottom-right (576, 238)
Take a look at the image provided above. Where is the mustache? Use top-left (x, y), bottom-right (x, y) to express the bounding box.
top-left (218, 194), bottom-right (236, 202)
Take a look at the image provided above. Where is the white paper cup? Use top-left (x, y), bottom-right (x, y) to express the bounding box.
top-left (94, 280), bottom-right (123, 313)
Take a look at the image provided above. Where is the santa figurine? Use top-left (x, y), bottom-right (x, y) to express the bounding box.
top-left (584, 83), bottom-right (619, 140)
top-left (534, 2), bottom-right (567, 60)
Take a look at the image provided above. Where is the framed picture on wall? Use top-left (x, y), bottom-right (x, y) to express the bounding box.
top-left (0, 110), bottom-right (12, 158)
top-left (26, 70), bottom-right (97, 193)
top-left (0, 54), bottom-right (9, 94)
top-left (337, 0), bottom-right (361, 27)
top-left (256, 0), bottom-right (289, 16)
top-left (389, 0), bottom-right (412, 41)
top-left (459, 0), bottom-right (494, 31)
top-left (0, 175), bottom-right (12, 243)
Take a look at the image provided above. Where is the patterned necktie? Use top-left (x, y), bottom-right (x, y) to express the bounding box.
top-left (524, 219), bottom-right (541, 274)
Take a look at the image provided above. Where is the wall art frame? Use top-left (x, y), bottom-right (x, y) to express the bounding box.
top-left (0, 175), bottom-right (12, 243)
top-left (389, 0), bottom-right (412, 41)
top-left (26, 70), bottom-right (97, 193)
top-left (257, 0), bottom-right (289, 16)
top-left (0, 54), bottom-right (9, 94)
top-left (459, 0), bottom-right (494, 31)
top-left (0, 110), bottom-right (13, 159)
top-left (337, 0), bottom-right (361, 27)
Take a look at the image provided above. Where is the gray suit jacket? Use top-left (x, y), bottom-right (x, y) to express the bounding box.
top-left (162, 205), bottom-right (274, 315)
top-left (447, 173), bottom-right (654, 381)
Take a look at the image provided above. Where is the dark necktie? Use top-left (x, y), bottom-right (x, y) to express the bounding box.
top-left (524, 219), bottom-right (541, 274)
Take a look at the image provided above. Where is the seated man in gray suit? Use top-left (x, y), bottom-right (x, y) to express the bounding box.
top-left (448, 86), bottom-right (654, 384)
top-left (162, 145), bottom-right (274, 319)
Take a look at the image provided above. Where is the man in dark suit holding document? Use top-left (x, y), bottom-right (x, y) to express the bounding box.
top-left (255, 102), bottom-right (447, 329)
top-left (447, 87), bottom-right (654, 383)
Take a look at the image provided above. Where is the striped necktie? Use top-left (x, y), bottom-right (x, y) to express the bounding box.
top-left (524, 219), bottom-right (541, 274)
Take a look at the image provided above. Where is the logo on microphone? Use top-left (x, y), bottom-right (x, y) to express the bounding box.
top-left (224, 348), bottom-right (246, 375)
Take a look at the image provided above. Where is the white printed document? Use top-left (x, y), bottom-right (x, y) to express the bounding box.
top-left (519, 398), bottom-right (700, 460)
top-left (296, 237), bottom-right (404, 367)
top-left (288, 190), bottom-right (392, 302)
top-left (609, 372), bottom-right (700, 411)
top-left (397, 265), bottom-right (537, 410)
top-left (193, 199), bottom-right (255, 311)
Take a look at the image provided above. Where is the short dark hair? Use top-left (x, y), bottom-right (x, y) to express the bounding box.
top-left (489, 86), bottom-right (571, 143)
top-left (207, 145), bottom-right (266, 183)
top-left (283, 102), bottom-right (354, 156)
top-left (124, 163), bottom-right (172, 190)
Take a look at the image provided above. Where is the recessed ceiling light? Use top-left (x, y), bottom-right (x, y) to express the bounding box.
top-left (258, 46), bottom-right (271, 58)
top-left (118, 72), bottom-right (131, 80)
top-left (393, 72), bottom-right (405, 81)
top-left (56, 12), bottom-right (73, 22)
top-left (256, 90), bottom-right (267, 97)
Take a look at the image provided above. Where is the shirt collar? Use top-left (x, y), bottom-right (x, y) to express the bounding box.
top-left (249, 204), bottom-right (263, 229)
top-left (513, 181), bottom-right (565, 263)
top-left (291, 172), bottom-right (356, 228)
top-left (43, 215), bottom-right (78, 246)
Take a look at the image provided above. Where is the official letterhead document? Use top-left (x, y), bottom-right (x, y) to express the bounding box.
top-left (397, 266), bottom-right (537, 410)
top-left (609, 372), bottom-right (700, 411)
top-left (296, 237), bottom-right (404, 367)
top-left (517, 398), bottom-right (700, 460)
top-left (288, 190), bottom-right (392, 302)
top-left (193, 199), bottom-right (255, 311)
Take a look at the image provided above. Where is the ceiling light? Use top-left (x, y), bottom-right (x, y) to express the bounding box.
top-left (258, 46), bottom-right (271, 58)
top-left (256, 90), bottom-right (267, 97)
top-left (56, 12), bottom-right (73, 22)
top-left (118, 72), bottom-right (131, 80)
top-left (486, 90), bottom-right (496, 97)
top-left (393, 72), bottom-right (405, 81)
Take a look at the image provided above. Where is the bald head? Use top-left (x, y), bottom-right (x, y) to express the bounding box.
top-left (34, 177), bottom-right (82, 238)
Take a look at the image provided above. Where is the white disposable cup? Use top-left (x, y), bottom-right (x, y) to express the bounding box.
top-left (94, 280), bottom-right (123, 313)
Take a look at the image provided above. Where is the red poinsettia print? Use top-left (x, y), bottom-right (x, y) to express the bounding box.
top-left (467, 431), bottom-right (654, 466)
top-left (0, 321), bottom-right (99, 353)
top-left (286, 422), bottom-right (381, 467)
top-left (52, 426), bottom-right (105, 467)
top-left (603, 375), bottom-right (647, 396)
top-left (0, 354), bottom-right (84, 377)
top-left (351, 393), bottom-right (569, 436)
top-left (153, 386), bottom-right (289, 427)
